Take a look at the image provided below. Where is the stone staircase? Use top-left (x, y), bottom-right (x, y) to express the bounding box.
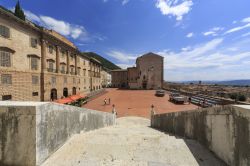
top-left (41, 117), bottom-right (225, 166)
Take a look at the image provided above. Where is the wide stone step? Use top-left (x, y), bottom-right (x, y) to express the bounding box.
top-left (41, 117), bottom-right (225, 166)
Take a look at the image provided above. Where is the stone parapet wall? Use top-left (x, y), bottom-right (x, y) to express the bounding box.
top-left (0, 102), bottom-right (115, 166)
top-left (151, 105), bottom-right (250, 166)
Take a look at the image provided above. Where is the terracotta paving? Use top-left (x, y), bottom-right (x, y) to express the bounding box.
top-left (83, 88), bottom-right (198, 119)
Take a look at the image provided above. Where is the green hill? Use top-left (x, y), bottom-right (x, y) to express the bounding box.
top-left (83, 52), bottom-right (121, 70)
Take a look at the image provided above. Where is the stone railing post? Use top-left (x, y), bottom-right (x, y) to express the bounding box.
top-left (151, 104), bottom-right (155, 116)
top-left (112, 104), bottom-right (117, 124)
top-left (151, 104), bottom-right (155, 127)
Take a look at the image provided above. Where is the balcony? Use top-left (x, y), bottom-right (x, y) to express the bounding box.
top-left (47, 68), bottom-right (56, 73)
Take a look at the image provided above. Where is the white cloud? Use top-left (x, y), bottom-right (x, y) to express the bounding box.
top-left (155, 0), bottom-right (193, 21)
top-left (242, 32), bottom-right (250, 37)
top-left (103, 0), bottom-right (130, 5)
top-left (227, 47), bottom-right (238, 52)
top-left (116, 63), bottom-right (134, 69)
top-left (242, 17), bottom-right (250, 23)
top-left (156, 38), bottom-right (250, 81)
top-left (106, 50), bottom-right (137, 63)
top-left (107, 38), bottom-right (250, 81)
top-left (24, 10), bottom-right (87, 40)
top-left (181, 46), bottom-right (191, 51)
top-left (122, 0), bottom-right (130, 5)
top-left (186, 32), bottom-right (193, 38)
top-left (203, 27), bottom-right (224, 36)
top-left (224, 23), bottom-right (250, 34)
top-left (24, 10), bottom-right (41, 22)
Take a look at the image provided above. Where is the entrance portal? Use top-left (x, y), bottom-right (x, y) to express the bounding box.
top-left (63, 88), bottom-right (68, 97)
top-left (142, 82), bottom-right (147, 89)
top-left (50, 89), bottom-right (57, 101)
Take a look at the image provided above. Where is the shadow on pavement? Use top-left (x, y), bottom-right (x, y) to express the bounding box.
top-left (149, 127), bottom-right (227, 166)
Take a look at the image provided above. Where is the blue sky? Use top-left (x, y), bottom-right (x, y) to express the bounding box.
top-left (1, 0), bottom-right (250, 81)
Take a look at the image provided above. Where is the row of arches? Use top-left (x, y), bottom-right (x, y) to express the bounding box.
top-left (92, 86), bottom-right (101, 91)
top-left (50, 87), bottom-right (77, 101)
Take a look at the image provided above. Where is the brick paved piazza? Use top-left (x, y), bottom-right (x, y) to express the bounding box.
top-left (83, 89), bottom-right (197, 118)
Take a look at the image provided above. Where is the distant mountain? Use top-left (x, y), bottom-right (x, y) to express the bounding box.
top-left (83, 52), bottom-right (121, 71)
top-left (180, 80), bottom-right (250, 86)
top-left (215, 80), bottom-right (250, 86)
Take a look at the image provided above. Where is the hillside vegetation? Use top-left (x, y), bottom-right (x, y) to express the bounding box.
top-left (83, 52), bottom-right (121, 70)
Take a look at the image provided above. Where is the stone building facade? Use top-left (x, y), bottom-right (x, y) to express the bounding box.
top-left (101, 69), bottom-right (111, 88)
top-left (111, 69), bottom-right (128, 88)
top-left (111, 52), bottom-right (164, 90)
top-left (0, 7), bottom-right (102, 101)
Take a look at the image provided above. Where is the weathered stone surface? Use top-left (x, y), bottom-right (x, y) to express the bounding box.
top-left (151, 105), bottom-right (250, 166)
top-left (0, 102), bottom-right (115, 166)
top-left (41, 117), bottom-right (224, 166)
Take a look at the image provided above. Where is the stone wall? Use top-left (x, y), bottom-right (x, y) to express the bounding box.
top-left (0, 102), bottom-right (115, 166)
top-left (151, 105), bottom-right (250, 166)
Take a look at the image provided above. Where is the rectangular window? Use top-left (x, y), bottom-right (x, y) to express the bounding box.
top-left (0, 25), bottom-right (10, 38)
top-left (48, 45), bottom-right (53, 54)
top-left (51, 77), bottom-right (56, 84)
top-left (78, 79), bottom-right (80, 83)
top-left (83, 69), bottom-right (86, 76)
top-left (73, 78), bottom-right (75, 84)
top-left (31, 57), bottom-right (38, 70)
top-left (70, 67), bottom-right (74, 74)
top-left (0, 51), bottom-right (11, 67)
top-left (48, 62), bottom-right (54, 71)
top-left (32, 75), bottom-right (39, 84)
top-left (1, 74), bottom-right (12, 84)
top-left (64, 77), bottom-right (67, 84)
top-left (61, 65), bottom-right (65, 73)
top-left (2, 95), bottom-right (12, 101)
top-left (83, 60), bottom-right (85, 65)
top-left (61, 51), bottom-right (65, 58)
top-left (32, 92), bottom-right (39, 96)
top-left (30, 38), bottom-right (38, 48)
top-left (77, 68), bottom-right (80, 75)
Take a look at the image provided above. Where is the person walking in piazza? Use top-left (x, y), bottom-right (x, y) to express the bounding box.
top-left (109, 98), bottom-right (111, 105)
top-left (104, 98), bottom-right (107, 105)
top-left (188, 96), bottom-right (191, 104)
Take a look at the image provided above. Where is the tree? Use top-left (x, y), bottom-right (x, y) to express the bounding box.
top-left (14, 0), bottom-right (25, 21)
top-left (238, 94), bottom-right (247, 102)
top-left (229, 93), bottom-right (237, 100)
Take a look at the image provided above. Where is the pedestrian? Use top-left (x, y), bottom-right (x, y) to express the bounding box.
top-left (203, 99), bottom-right (206, 107)
top-left (109, 98), bottom-right (111, 105)
top-left (104, 98), bottom-right (107, 105)
top-left (188, 96), bottom-right (191, 104)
